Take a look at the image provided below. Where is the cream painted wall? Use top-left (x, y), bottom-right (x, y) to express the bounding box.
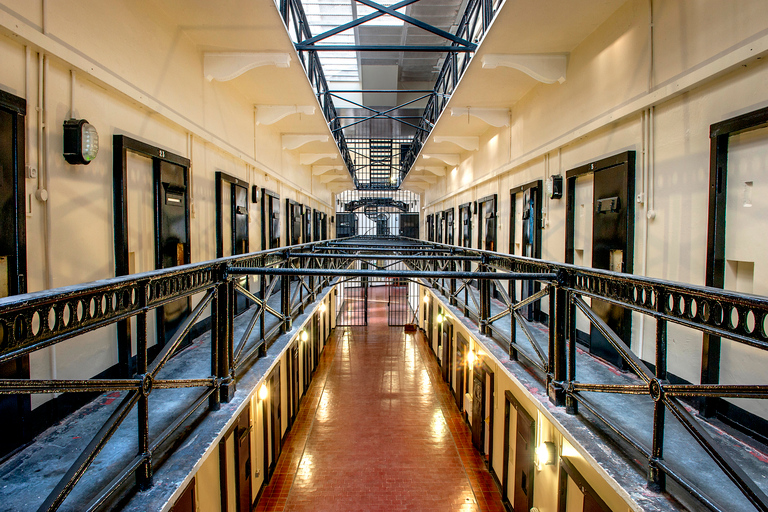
top-left (0, 0), bottom-right (337, 408)
top-left (422, 0), bottom-right (768, 417)
top-left (195, 444), bottom-right (222, 512)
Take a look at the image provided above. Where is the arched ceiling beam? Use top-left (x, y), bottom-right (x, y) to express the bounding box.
top-left (255, 105), bottom-right (315, 125)
top-left (282, 134), bottom-right (329, 150)
top-left (450, 107), bottom-right (510, 127)
top-left (433, 136), bottom-right (479, 152)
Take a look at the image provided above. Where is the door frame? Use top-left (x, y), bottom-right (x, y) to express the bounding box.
top-left (564, 151), bottom-right (635, 355)
top-left (0, 90), bottom-right (26, 296)
top-left (557, 456), bottom-right (611, 512)
top-left (702, 107), bottom-right (768, 412)
top-left (113, 135), bottom-right (191, 377)
top-left (459, 202), bottom-right (472, 249)
top-left (477, 194), bottom-right (497, 251)
top-left (502, 389), bottom-right (535, 512)
top-left (511, 180), bottom-right (544, 321)
top-left (215, 171), bottom-right (249, 258)
top-left (260, 188), bottom-right (280, 250)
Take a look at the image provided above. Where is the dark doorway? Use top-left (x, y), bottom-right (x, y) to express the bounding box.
top-left (440, 319), bottom-right (453, 384)
top-left (216, 172), bottom-right (250, 314)
top-left (303, 205), bottom-right (312, 244)
top-left (511, 181), bottom-right (543, 321)
top-left (455, 333), bottom-right (468, 413)
top-left (444, 208), bottom-right (455, 245)
top-left (235, 405), bottom-right (252, 512)
top-left (471, 361), bottom-right (494, 467)
top-left (170, 478), bottom-right (195, 512)
top-left (336, 212), bottom-right (356, 238)
top-left (288, 342), bottom-right (299, 428)
top-left (113, 135), bottom-right (191, 377)
top-left (566, 152), bottom-right (635, 367)
top-left (0, 90), bottom-right (28, 458)
top-left (268, 365), bottom-right (281, 476)
top-left (313, 210), bottom-right (327, 241)
top-left (261, 189), bottom-right (280, 250)
top-left (459, 203), bottom-right (472, 249)
top-left (514, 398), bottom-right (535, 512)
top-left (436, 211), bottom-right (444, 243)
top-left (477, 195), bottom-right (497, 252)
top-left (286, 199), bottom-right (302, 246)
top-left (399, 213), bottom-right (419, 238)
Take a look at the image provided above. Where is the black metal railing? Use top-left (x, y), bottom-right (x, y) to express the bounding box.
top-left (275, 0), bottom-right (357, 184)
top-left (400, 237), bottom-right (768, 512)
top-left (0, 240), bottom-right (352, 511)
top-left (399, 0), bottom-right (503, 179)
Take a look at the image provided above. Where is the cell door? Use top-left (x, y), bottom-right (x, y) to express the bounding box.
top-left (303, 206), bottom-right (312, 244)
top-left (441, 321), bottom-right (453, 384)
top-left (268, 366), bottom-right (281, 475)
top-left (566, 152), bottom-right (635, 367)
top-left (445, 208), bottom-right (455, 245)
top-left (511, 182), bottom-right (543, 321)
top-left (216, 172), bottom-right (250, 314)
top-left (234, 405), bottom-right (252, 512)
top-left (455, 334), bottom-right (468, 411)
top-left (290, 343), bottom-right (299, 423)
top-left (399, 213), bottom-right (419, 238)
top-left (286, 200), bottom-right (302, 246)
top-left (426, 213), bottom-right (435, 242)
top-left (477, 195), bottom-right (497, 252)
top-left (114, 136), bottom-right (191, 376)
top-left (459, 203), bottom-right (472, 248)
top-left (471, 368), bottom-right (484, 450)
top-left (436, 212), bottom-right (444, 243)
top-left (514, 405), bottom-right (535, 512)
top-left (0, 91), bottom-right (27, 458)
top-left (313, 210), bottom-right (323, 241)
top-left (261, 189), bottom-right (280, 250)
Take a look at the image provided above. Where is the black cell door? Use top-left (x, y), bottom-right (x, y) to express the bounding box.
top-left (477, 195), bottom-right (497, 252)
top-left (216, 172), bottom-right (249, 314)
top-left (303, 205), bottom-right (311, 243)
top-left (511, 182), bottom-right (542, 321)
top-left (336, 212), bottom-right (356, 238)
top-left (114, 135), bottom-right (191, 376)
top-left (0, 91), bottom-right (28, 458)
top-left (399, 213), bottom-right (419, 238)
top-left (445, 208), bottom-right (455, 245)
top-left (426, 213), bottom-right (435, 242)
top-left (566, 152), bottom-right (635, 367)
top-left (261, 189), bottom-right (280, 250)
top-left (286, 200), bottom-right (302, 246)
top-left (436, 212), bottom-right (443, 243)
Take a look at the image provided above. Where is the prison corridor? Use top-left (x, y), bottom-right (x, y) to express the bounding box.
top-left (255, 287), bottom-right (505, 511)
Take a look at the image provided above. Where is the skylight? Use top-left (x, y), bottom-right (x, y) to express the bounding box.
top-left (302, 0), bottom-right (359, 82)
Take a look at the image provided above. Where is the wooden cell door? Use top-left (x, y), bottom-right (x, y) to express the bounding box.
top-left (514, 405), bottom-right (535, 512)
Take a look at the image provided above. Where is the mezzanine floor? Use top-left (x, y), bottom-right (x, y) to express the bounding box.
top-left (256, 286), bottom-right (504, 511)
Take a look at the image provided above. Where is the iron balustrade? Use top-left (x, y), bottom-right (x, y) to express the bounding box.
top-left (399, 0), bottom-right (503, 178)
top-left (398, 237), bottom-right (768, 512)
top-left (2, 236), bottom-right (768, 510)
top-left (0, 241), bottom-right (352, 512)
top-left (275, 0), bottom-right (356, 184)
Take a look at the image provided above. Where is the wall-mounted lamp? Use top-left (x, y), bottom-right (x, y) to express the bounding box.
top-left (301, 329), bottom-right (309, 342)
top-left (467, 350), bottom-right (477, 366)
top-left (437, 313), bottom-right (444, 323)
top-left (423, 294), bottom-right (430, 304)
top-left (536, 441), bottom-right (557, 468)
top-left (258, 383), bottom-right (268, 401)
top-left (63, 119), bottom-right (99, 165)
top-left (319, 302), bottom-right (327, 313)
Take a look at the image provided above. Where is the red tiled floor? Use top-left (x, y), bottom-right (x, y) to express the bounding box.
top-left (256, 287), bottom-right (505, 511)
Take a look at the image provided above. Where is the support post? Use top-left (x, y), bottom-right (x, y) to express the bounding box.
top-left (282, 273), bottom-right (292, 333)
top-left (566, 291), bottom-right (578, 414)
top-left (479, 259), bottom-right (490, 335)
top-left (548, 270), bottom-right (567, 406)
top-left (136, 282), bottom-right (152, 490)
top-left (217, 266), bottom-right (235, 402)
top-left (209, 286), bottom-right (220, 411)
top-left (649, 289), bottom-right (667, 492)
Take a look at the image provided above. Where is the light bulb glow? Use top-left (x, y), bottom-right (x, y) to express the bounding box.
top-left (319, 303), bottom-right (327, 313)
top-left (437, 313), bottom-right (444, 323)
top-left (258, 383), bottom-right (268, 401)
top-left (423, 295), bottom-right (429, 304)
top-left (467, 351), bottom-right (476, 366)
top-left (536, 442), bottom-right (556, 467)
top-left (301, 330), bottom-right (309, 342)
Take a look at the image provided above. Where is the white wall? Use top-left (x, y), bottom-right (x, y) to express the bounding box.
top-left (0, 0), bottom-right (336, 408)
top-left (422, 0), bottom-right (768, 417)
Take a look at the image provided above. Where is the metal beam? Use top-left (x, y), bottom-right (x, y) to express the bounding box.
top-left (353, 0), bottom-right (477, 49)
top-left (299, 0), bottom-right (421, 46)
top-left (332, 93), bottom-right (432, 132)
top-left (229, 266), bottom-right (557, 280)
top-left (295, 45), bottom-right (474, 52)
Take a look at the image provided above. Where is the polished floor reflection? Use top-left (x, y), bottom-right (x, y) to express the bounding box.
top-left (257, 288), bottom-right (504, 511)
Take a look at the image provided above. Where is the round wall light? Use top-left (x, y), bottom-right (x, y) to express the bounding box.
top-left (63, 119), bottom-right (99, 165)
top-left (301, 329), bottom-right (309, 342)
top-left (536, 441), bottom-right (557, 468)
top-left (258, 383), bottom-right (268, 401)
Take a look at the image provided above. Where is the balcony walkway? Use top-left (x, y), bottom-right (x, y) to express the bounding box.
top-left (256, 287), bottom-right (504, 511)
